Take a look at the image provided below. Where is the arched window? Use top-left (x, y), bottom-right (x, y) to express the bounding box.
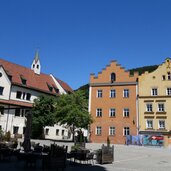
top-left (111, 73), bottom-right (116, 82)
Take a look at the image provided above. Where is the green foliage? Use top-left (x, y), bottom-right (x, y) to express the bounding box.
top-left (0, 128), bottom-right (4, 141)
top-left (75, 84), bottom-right (89, 100)
top-left (32, 95), bottom-right (57, 139)
top-left (4, 131), bottom-right (11, 141)
top-left (55, 90), bottom-right (93, 129)
top-left (55, 90), bottom-right (93, 141)
top-left (129, 65), bottom-right (158, 75)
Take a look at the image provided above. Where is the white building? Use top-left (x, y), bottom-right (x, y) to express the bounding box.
top-left (0, 52), bottom-right (73, 140)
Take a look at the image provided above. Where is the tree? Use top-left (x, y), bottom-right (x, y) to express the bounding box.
top-left (32, 95), bottom-right (56, 139)
top-left (55, 90), bottom-right (93, 142)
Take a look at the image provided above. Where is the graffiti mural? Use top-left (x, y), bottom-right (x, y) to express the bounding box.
top-left (143, 135), bottom-right (164, 146)
top-left (126, 135), bottom-right (164, 146)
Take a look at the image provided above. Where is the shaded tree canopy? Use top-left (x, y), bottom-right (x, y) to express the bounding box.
top-left (55, 90), bottom-right (93, 141)
top-left (31, 95), bottom-right (57, 138)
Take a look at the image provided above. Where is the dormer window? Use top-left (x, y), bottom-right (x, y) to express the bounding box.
top-left (6, 71), bottom-right (12, 81)
top-left (47, 83), bottom-right (53, 92)
top-left (20, 75), bottom-right (27, 85)
top-left (54, 87), bottom-right (59, 94)
top-left (111, 73), bottom-right (116, 82)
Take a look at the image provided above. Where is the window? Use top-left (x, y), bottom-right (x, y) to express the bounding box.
top-left (96, 126), bottom-right (102, 135)
top-left (0, 106), bottom-right (4, 115)
top-left (123, 127), bottom-right (130, 136)
top-left (96, 108), bottom-right (102, 117)
top-left (20, 75), bottom-right (27, 85)
top-left (146, 120), bottom-right (153, 129)
top-left (166, 88), bottom-right (171, 95)
top-left (45, 128), bottom-right (49, 135)
top-left (23, 92), bottom-right (26, 100)
top-left (146, 103), bottom-right (153, 112)
top-left (21, 109), bottom-right (25, 117)
top-left (97, 90), bottom-right (103, 98)
top-left (158, 103), bottom-right (165, 112)
top-left (159, 120), bottom-right (165, 129)
top-left (13, 126), bottom-right (19, 134)
top-left (123, 108), bottom-right (129, 117)
top-left (15, 109), bottom-right (20, 117)
top-left (25, 110), bottom-right (30, 116)
top-left (0, 86), bottom-right (4, 95)
top-left (8, 75), bottom-right (12, 81)
top-left (110, 73), bottom-right (116, 82)
top-left (151, 88), bottom-right (158, 96)
top-left (62, 130), bottom-right (65, 136)
top-left (37, 65), bottom-right (39, 69)
top-left (109, 108), bottom-right (115, 117)
top-left (110, 89), bottom-right (116, 98)
top-left (109, 127), bottom-right (115, 136)
top-left (0, 72), bottom-right (2, 77)
top-left (123, 89), bottom-right (129, 98)
top-left (47, 83), bottom-right (53, 92)
top-left (23, 127), bottom-right (26, 134)
top-left (16, 91), bottom-right (22, 99)
top-left (56, 129), bottom-right (59, 136)
top-left (168, 72), bottom-right (171, 80)
top-left (54, 87), bottom-right (59, 94)
top-left (162, 75), bottom-right (166, 80)
top-left (26, 93), bottom-right (31, 101)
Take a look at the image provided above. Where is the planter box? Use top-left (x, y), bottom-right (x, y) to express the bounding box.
top-left (96, 144), bottom-right (114, 164)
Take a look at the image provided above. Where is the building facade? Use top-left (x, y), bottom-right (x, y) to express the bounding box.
top-left (89, 60), bottom-right (139, 144)
top-left (0, 53), bottom-right (73, 140)
top-left (138, 58), bottom-right (171, 143)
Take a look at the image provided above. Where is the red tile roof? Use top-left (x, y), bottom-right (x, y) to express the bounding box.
top-left (0, 99), bottom-right (33, 107)
top-left (0, 58), bottom-right (73, 94)
top-left (55, 78), bottom-right (73, 93)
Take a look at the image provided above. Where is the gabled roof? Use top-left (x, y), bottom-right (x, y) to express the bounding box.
top-left (55, 77), bottom-right (73, 93)
top-left (0, 58), bottom-right (73, 95)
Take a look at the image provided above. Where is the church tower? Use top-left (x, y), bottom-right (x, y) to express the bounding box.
top-left (31, 50), bottom-right (41, 74)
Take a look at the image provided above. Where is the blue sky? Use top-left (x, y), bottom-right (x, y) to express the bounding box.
top-left (0, 0), bottom-right (171, 90)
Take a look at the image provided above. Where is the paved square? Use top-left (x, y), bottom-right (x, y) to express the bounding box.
top-left (1, 140), bottom-right (171, 171)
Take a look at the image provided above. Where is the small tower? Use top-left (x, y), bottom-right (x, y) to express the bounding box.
top-left (31, 50), bottom-right (41, 74)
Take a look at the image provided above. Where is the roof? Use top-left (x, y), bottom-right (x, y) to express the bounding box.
top-left (0, 58), bottom-right (73, 95)
top-left (55, 77), bottom-right (73, 93)
top-left (0, 99), bottom-right (33, 107)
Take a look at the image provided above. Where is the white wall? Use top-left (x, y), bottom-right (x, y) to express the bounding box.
top-left (44, 124), bottom-right (72, 140)
top-left (10, 85), bottom-right (46, 103)
top-left (0, 67), bottom-right (11, 100)
top-left (0, 78), bottom-right (72, 141)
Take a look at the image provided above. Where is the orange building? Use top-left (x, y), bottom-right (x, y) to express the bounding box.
top-left (89, 60), bottom-right (139, 144)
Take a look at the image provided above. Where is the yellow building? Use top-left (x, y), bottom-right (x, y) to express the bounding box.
top-left (138, 58), bottom-right (171, 146)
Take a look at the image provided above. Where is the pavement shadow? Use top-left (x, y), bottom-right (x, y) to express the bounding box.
top-left (66, 161), bottom-right (108, 171)
top-left (0, 156), bottom-right (108, 171)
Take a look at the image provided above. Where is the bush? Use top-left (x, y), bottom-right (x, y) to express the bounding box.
top-left (4, 131), bottom-right (11, 141)
top-left (0, 128), bottom-right (4, 141)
